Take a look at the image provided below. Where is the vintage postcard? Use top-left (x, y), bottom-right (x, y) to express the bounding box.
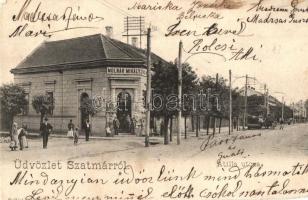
top-left (0, 0), bottom-right (307, 199)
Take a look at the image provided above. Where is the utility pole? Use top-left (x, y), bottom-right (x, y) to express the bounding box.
top-left (145, 28), bottom-right (151, 147)
top-left (266, 89), bottom-right (269, 115)
top-left (292, 102), bottom-right (295, 123)
top-left (213, 73), bottom-right (218, 135)
top-left (123, 16), bottom-right (145, 48)
top-left (282, 96), bottom-right (284, 120)
top-left (229, 70), bottom-right (232, 134)
top-left (264, 84), bottom-right (269, 116)
top-left (243, 74), bottom-right (248, 130)
top-left (177, 41), bottom-right (182, 145)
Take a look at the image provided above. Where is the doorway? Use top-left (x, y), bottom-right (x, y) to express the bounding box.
top-left (116, 91), bottom-right (132, 133)
top-left (80, 92), bottom-right (90, 132)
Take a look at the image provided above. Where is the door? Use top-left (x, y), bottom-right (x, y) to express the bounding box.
top-left (116, 91), bottom-right (132, 133)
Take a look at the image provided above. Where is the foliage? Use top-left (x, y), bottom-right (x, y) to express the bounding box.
top-left (80, 97), bottom-right (97, 117)
top-left (305, 99), bottom-right (308, 115)
top-left (151, 61), bottom-right (198, 118)
top-left (0, 84), bottom-right (28, 129)
top-left (32, 94), bottom-right (54, 123)
top-left (151, 61), bottom-right (198, 142)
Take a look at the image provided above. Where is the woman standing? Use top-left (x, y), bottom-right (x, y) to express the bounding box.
top-left (9, 122), bottom-right (19, 151)
top-left (18, 124), bottom-right (28, 150)
top-left (67, 119), bottom-right (75, 138)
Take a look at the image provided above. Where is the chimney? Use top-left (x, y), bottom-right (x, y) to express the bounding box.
top-left (131, 37), bottom-right (138, 47)
top-left (105, 26), bottom-right (113, 38)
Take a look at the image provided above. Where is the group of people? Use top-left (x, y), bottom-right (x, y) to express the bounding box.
top-left (9, 117), bottom-right (93, 150)
top-left (9, 122), bottom-right (29, 151)
top-left (67, 119), bottom-right (91, 145)
top-left (9, 115), bottom-right (143, 151)
top-left (112, 115), bottom-right (137, 135)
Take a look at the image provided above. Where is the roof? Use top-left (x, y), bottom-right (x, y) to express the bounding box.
top-left (11, 34), bottom-right (170, 74)
top-left (239, 86), bottom-right (263, 96)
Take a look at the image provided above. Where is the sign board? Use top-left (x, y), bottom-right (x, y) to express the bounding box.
top-left (107, 67), bottom-right (146, 76)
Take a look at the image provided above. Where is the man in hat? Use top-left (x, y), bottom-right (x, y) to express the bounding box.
top-left (40, 118), bottom-right (53, 149)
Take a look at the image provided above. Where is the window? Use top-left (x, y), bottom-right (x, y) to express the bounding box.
top-left (22, 93), bottom-right (29, 115)
top-left (46, 91), bottom-right (54, 115)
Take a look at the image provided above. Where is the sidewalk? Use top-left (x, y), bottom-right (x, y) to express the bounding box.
top-left (0, 130), bottom-right (119, 140)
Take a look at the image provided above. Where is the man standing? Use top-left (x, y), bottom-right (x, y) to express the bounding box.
top-left (40, 118), bottom-right (53, 149)
top-left (85, 119), bottom-right (91, 141)
top-left (113, 117), bottom-right (120, 135)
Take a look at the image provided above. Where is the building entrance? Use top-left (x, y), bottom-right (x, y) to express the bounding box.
top-left (116, 91), bottom-right (132, 133)
top-left (80, 92), bottom-right (90, 132)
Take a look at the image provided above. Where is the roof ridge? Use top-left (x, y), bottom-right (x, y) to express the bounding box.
top-left (99, 34), bottom-right (107, 58)
top-left (46, 34), bottom-right (101, 44)
top-left (102, 35), bottom-right (145, 60)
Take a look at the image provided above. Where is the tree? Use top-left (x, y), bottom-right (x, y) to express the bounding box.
top-left (80, 97), bottom-right (97, 117)
top-left (198, 75), bottom-right (229, 135)
top-left (151, 61), bottom-right (198, 144)
top-left (0, 84), bottom-right (28, 131)
top-left (32, 94), bottom-right (54, 125)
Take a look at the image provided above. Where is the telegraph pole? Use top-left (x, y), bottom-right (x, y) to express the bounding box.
top-left (266, 89), bottom-right (270, 115)
top-left (145, 28), bottom-right (151, 147)
top-left (264, 84), bottom-right (269, 115)
top-left (229, 70), bottom-right (232, 134)
top-left (177, 41), bottom-right (182, 145)
top-left (292, 102), bottom-right (295, 123)
top-left (243, 74), bottom-right (248, 130)
top-left (282, 96), bottom-right (284, 120)
top-left (213, 73), bottom-right (218, 135)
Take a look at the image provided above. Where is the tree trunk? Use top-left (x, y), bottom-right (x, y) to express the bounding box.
top-left (219, 117), bottom-right (222, 133)
top-left (191, 115), bottom-right (194, 132)
top-left (206, 116), bottom-right (210, 135)
top-left (203, 115), bottom-right (206, 129)
top-left (184, 116), bottom-right (187, 139)
top-left (164, 116), bottom-right (169, 145)
top-left (199, 116), bottom-right (201, 131)
top-left (196, 115), bottom-right (199, 137)
top-left (213, 117), bottom-right (216, 136)
top-left (169, 117), bottom-right (173, 142)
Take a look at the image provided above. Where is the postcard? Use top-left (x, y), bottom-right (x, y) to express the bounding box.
top-left (0, 0), bottom-right (307, 199)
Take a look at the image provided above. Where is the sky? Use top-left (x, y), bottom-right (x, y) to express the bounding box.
top-left (0, 0), bottom-right (307, 104)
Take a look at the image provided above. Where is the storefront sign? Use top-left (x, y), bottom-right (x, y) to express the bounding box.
top-left (107, 67), bottom-right (146, 76)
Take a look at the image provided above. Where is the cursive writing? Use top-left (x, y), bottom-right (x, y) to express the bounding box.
top-left (186, 38), bottom-right (262, 62)
top-left (9, 0), bottom-right (104, 38)
top-left (128, 0), bottom-right (182, 11)
top-left (200, 132), bottom-right (262, 151)
top-left (165, 20), bottom-right (249, 37)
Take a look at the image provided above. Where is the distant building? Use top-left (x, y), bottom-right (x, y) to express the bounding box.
top-left (10, 29), bottom-right (168, 135)
top-left (293, 100), bottom-right (307, 122)
top-left (238, 86), bottom-right (285, 118)
top-left (239, 86), bottom-right (263, 97)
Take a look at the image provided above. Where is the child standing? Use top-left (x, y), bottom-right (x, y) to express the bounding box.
top-left (73, 127), bottom-right (79, 145)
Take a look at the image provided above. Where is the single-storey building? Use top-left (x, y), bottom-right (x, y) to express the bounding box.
top-left (11, 29), bottom-right (168, 135)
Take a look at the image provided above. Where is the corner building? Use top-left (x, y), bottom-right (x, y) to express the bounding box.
top-left (11, 34), bottom-right (167, 135)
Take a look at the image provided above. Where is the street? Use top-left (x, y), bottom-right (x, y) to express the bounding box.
top-left (1, 123), bottom-right (307, 164)
top-left (0, 123), bottom-right (308, 200)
